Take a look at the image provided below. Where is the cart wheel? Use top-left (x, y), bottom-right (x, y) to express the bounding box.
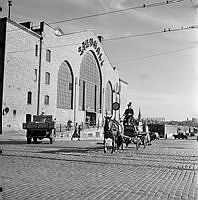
top-left (143, 137), bottom-right (147, 148)
top-left (136, 142), bottom-right (140, 150)
top-left (27, 137), bottom-right (31, 144)
top-left (143, 141), bottom-right (146, 148)
top-left (136, 140), bottom-right (140, 150)
top-left (125, 138), bottom-right (130, 147)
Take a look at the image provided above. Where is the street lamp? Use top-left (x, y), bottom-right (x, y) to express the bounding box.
top-left (8, 0), bottom-right (12, 19)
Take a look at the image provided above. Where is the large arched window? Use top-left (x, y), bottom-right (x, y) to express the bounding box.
top-left (57, 61), bottom-right (73, 109)
top-left (79, 51), bottom-right (102, 113)
top-left (105, 81), bottom-right (113, 115)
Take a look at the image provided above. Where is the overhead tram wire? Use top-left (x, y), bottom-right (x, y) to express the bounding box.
top-left (6, 25), bottom-right (197, 54)
top-left (5, 0), bottom-right (187, 33)
top-left (104, 25), bottom-right (198, 42)
top-left (111, 46), bottom-right (197, 64)
top-left (48, 0), bottom-right (186, 25)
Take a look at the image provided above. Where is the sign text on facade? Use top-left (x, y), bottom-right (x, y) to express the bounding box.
top-left (78, 38), bottom-right (104, 67)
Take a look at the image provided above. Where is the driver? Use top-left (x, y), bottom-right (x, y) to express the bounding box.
top-left (123, 102), bottom-right (134, 125)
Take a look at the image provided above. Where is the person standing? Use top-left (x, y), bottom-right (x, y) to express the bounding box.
top-left (71, 123), bottom-right (81, 141)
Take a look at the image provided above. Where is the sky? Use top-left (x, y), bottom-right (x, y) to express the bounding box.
top-left (0, 0), bottom-right (197, 121)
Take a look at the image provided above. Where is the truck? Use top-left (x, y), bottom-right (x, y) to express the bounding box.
top-left (173, 132), bottom-right (188, 139)
top-left (22, 115), bottom-right (56, 144)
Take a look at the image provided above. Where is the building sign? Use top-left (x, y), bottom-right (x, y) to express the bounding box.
top-left (78, 38), bottom-right (104, 67)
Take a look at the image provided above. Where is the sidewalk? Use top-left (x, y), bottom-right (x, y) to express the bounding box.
top-left (0, 129), bottom-right (104, 142)
top-left (0, 131), bottom-right (26, 141)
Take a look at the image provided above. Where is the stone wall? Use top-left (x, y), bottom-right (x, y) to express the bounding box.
top-left (2, 19), bottom-right (40, 132)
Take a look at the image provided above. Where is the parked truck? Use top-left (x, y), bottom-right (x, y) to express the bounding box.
top-left (173, 132), bottom-right (188, 139)
top-left (22, 115), bottom-right (56, 144)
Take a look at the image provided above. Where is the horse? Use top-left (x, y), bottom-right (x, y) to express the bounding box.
top-left (103, 116), bottom-right (124, 153)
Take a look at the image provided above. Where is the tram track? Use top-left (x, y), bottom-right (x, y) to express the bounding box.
top-left (1, 149), bottom-right (197, 171)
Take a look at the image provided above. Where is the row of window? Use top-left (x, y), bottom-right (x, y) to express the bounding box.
top-left (34, 70), bottom-right (50, 85)
top-left (27, 92), bottom-right (49, 105)
top-left (35, 44), bottom-right (51, 62)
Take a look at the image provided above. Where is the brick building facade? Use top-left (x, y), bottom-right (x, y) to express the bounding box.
top-left (0, 17), bottom-right (122, 133)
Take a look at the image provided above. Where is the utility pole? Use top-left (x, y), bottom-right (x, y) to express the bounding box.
top-left (8, 0), bottom-right (12, 19)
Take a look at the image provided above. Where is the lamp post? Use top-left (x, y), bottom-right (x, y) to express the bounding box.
top-left (8, 1), bottom-right (12, 19)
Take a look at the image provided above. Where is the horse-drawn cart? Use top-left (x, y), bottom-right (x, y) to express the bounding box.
top-left (22, 115), bottom-right (56, 144)
top-left (103, 102), bottom-right (150, 153)
top-left (123, 122), bottom-right (148, 150)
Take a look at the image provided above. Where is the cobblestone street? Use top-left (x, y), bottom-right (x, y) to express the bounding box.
top-left (0, 137), bottom-right (197, 200)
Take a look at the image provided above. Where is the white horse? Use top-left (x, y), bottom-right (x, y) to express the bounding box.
top-left (103, 116), bottom-right (124, 153)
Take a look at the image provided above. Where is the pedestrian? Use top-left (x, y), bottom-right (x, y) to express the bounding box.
top-left (67, 119), bottom-right (72, 131)
top-left (71, 123), bottom-right (81, 140)
top-left (77, 124), bottom-right (82, 141)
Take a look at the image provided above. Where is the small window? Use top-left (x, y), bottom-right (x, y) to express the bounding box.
top-left (44, 95), bottom-right (49, 105)
top-left (13, 110), bottom-right (16, 115)
top-left (34, 69), bottom-right (37, 81)
top-left (45, 72), bottom-right (50, 85)
top-left (46, 49), bottom-right (51, 62)
top-left (27, 91), bottom-right (32, 104)
top-left (35, 44), bottom-right (38, 57)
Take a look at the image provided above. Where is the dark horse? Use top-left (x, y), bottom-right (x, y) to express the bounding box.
top-left (103, 116), bottom-right (124, 153)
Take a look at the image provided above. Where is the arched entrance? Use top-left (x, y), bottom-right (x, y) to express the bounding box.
top-left (57, 61), bottom-right (74, 109)
top-left (79, 51), bottom-right (102, 126)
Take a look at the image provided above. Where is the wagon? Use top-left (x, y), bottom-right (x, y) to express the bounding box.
top-left (123, 123), bottom-right (147, 150)
top-left (22, 115), bottom-right (56, 144)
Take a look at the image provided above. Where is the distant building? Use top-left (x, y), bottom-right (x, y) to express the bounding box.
top-left (0, 17), bottom-right (124, 133)
top-left (143, 117), bottom-right (165, 124)
top-left (192, 117), bottom-right (198, 124)
top-left (148, 124), bottom-right (177, 138)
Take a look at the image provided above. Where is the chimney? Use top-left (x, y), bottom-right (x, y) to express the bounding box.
top-left (98, 35), bottom-right (103, 43)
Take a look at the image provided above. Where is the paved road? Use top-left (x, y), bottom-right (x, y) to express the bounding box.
top-left (0, 137), bottom-right (197, 200)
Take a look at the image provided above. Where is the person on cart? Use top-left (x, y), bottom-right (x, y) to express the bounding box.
top-left (123, 102), bottom-right (134, 125)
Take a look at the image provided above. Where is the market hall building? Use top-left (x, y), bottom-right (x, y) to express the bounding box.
top-left (0, 17), bottom-right (124, 137)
